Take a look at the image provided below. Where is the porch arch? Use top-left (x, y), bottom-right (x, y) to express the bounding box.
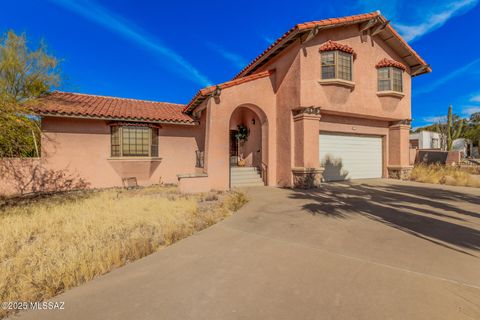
top-left (228, 104), bottom-right (269, 185)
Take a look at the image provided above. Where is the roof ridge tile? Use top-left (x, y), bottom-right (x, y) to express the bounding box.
top-left (51, 90), bottom-right (185, 107)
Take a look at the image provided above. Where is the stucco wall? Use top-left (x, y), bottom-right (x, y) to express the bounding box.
top-left (40, 116), bottom-right (205, 189)
top-left (388, 124), bottom-right (410, 167)
top-left (299, 25), bottom-right (411, 120)
top-left (257, 42), bottom-right (302, 186)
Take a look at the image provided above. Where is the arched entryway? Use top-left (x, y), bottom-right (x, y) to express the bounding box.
top-left (228, 104), bottom-right (268, 187)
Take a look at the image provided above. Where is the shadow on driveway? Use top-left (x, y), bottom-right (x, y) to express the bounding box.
top-left (289, 181), bottom-right (480, 256)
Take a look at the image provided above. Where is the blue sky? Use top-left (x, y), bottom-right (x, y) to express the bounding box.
top-left (1, 0), bottom-right (479, 127)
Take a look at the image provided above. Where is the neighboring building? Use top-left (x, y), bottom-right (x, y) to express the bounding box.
top-left (409, 131), bottom-right (442, 149)
top-left (410, 131), bottom-right (475, 157)
top-left (452, 138), bottom-right (476, 157)
top-left (20, 11), bottom-right (430, 193)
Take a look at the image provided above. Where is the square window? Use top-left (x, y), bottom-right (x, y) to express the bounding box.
top-left (321, 50), bottom-right (352, 81)
top-left (321, 51), bottom-right (336, 79)
top-left (113, 126), bottom-right (154, 157)
top-left (337, 52), bottom-right (352, 81)
top-left (378, 67), bottom-right (403, 92)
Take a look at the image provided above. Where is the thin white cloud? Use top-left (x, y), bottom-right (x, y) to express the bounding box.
top-left (470, 95), bottom-right (480, 102)
top-left (206, 43), bottom-right (248, 69)
top-left (49, 0), bottom-right (211, 86)
top-left (395, 0), bottom-right (478, 41)
top-left (422, 115), bottom-right (447, 123)
top-left (462, 106), bottom-right (480, 116)
top-left (356, 0), bottom-right (400, 20)
top-left (358, 0), bottom-right (478, 42)
top-left (415, 58), bottom-right (480, 95)
top-left (394, 0), bottom-right (478, 42)
top-left (262, 35), bottom-right (275, 45)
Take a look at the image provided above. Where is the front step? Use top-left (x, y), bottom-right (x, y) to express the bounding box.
top-left (230, 166), bottom-right (264, 188)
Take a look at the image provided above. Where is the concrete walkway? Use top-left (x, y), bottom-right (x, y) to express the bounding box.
top-left (16, 179), bottom-right (480, 320)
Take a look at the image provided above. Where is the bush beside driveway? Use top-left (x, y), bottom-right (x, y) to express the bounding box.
top-left (410, 164), bottom-right (480, 187)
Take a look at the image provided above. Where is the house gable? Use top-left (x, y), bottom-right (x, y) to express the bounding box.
top-left (234, 11), bottom-right (430, 80)
top-left (298, 23), bottom-right (413, 120)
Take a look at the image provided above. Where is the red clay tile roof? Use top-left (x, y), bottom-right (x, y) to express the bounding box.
top-left (376, 58), bottom-right (407, 70)
top-left (318, 40), bottom-right (356, 57)
top-left (183, 70), bottom-right (274, 113)
top-left (233, 11), bottom-right (430, 79)
top-left (33, 91), bottom-right (195, 124)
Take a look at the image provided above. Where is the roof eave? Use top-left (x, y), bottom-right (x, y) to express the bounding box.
top-left (233, 27), bottom-right (301, 79)
top-left (380, 24), bottom-right (431, 76)
top-left (184, 70), bottom-right (275, 114)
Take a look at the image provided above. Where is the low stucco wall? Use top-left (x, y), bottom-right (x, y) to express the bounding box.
top-left (40, 116), bottom-right (205, 190)
top-left (177, 175), bottom-right (210, 193)
top-left (416, 150), bottom-right (461, 165)
top-left (0, 158), bottom-right (89, 197)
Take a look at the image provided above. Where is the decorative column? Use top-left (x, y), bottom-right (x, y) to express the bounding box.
top-left (291, 107), bottom-right (324, 188)
top-left (387, 119), bottom-right (412, 180)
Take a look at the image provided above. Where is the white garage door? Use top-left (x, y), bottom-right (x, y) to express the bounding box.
top-left (319, 133), bottom-right (383, 181)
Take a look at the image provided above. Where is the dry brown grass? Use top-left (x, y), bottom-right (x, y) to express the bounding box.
top-left (0, 186), bottom-right (247, 318)
top-left (410, 164), bottom-right (480, 187)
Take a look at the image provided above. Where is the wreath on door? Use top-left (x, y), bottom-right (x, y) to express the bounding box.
top-left (235, 124), bottom-right (250, 143)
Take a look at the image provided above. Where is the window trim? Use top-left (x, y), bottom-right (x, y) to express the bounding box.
top-left (321, 50), bottom-right (353, 82)
top-left (376, 90), bottom-right (405, 98)
top-left (110, 125), bottom-right (159, 158)
top-left (377, 66), bottom-right (403, 93)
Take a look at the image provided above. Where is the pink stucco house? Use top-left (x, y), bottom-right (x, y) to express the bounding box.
top-left (29, 11), bottom-right (430, 193)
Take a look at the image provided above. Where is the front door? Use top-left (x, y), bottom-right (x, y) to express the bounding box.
top-left (229, 130), bottom-right (238, 166)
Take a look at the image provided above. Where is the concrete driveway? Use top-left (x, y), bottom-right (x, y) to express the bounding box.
top-left (16, 179), bottom-right (480, 320)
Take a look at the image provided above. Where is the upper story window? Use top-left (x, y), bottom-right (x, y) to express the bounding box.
top-left (110, 124), bottom-right (159, 157)
top-left (376, 58), bottom-right (406, 93)
top-left (378, 67), bottom-right (403, 92)
top-left (319, 40), bottom-right (356, 82)
top-left (321, 51), bottom-right (353, 81)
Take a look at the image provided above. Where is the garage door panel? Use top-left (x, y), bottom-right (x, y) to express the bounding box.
top-left (319, 133), bottom-right (382, 181)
